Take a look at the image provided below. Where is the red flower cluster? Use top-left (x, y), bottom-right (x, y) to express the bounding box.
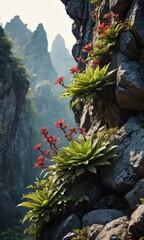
top-left (34, 156), bottom-right (44, 168)
top-left (70, 66), bottom-right (79, 74)
top-left (40, 128), bottom-right (48, 137)
top-left (34, 119), bottom-right (86, 168)
top-left (76, 56), bottom-right (86, 63)
top-left (55, 119), bottom-right (65, 128)
top-left (54, 76), bottom-right (64, 85)
top-left (82, 42), bottom-right (92, 53)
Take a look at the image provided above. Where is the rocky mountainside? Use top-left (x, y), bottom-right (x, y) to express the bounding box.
top-left (5, 16), bottom-right (57, 88)
top-left (5, 15), bottom-right (32, 54)
top-left (50, 34), bottom-right (76, 86)
top-left (23, 23), bottom-right (57, 89)
top-left (30, 0), bottom-right (144, 239)
top-left (0, 26), bottom-right (33, 229)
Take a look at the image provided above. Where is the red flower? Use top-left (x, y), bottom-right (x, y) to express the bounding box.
top-left (34, 155), bottom-right (44, 168)
top-left (45, 150), bottom-right (50, 156)
top-left (97, 22), bottom-right (106, 33)
top-left (70, 66), bottom-right (79, 74)
top-left (79, 128), bottom-right (85, 134)
top-left (103, 14), bottom-right (111, 19)
top-left (34, 143), bottom-right (41, 150)
top-left (46, 135), bottom-right (55, 144)
top-left (113, 13), bottom-right (119, 21)
top-left (76, 56), bottom-right (86, 63)
top-left (53, 150), bottom-right (57, 155)
top-left (54, 76), bottom-right (64, 85)
top-left (82, 42), bottom-right (92, 53)
top-left (91, 58), bottom-right (100, 68)
top-left (69, 128), bottom-right (77, 134)
top-left (55, 119), bottom-right (65, 128)
top-left (63, 124), bottom-right (68, 129)
top-left (40, 128), bottom-right (48, 137)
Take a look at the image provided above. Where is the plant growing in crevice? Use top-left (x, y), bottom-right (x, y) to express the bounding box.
top-left (72, 226), bottom-right (89, 240)
top-left (58, 63), bottom-right (116, 106)
top-left (18, 119), bottom-right (117, 238)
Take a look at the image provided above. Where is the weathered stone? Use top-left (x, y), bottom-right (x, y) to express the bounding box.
top-left (127, 0), bottom-right (144, 46)
top-left (115, 61), bottom-right (144, 110)
top-left (82, 209), bottom-right (125, 227)
top-left (115, 52), bottom-right (130, 68)
top-left (62, 232), bottom-right (77, 240)
top-left (96, 216), bottom-right (129, 240)
top-left (120, 32), bottom-right (138, 60)
top-left (101, 117), bottom-right (144, 192)
top-left (87, 224), bottom-right (104, 240)
top-left (110, 0), bottom-right (133, 13)
top-left (125, 178), bottom-right (144, 211)
top-left (53, 214), bottom-right (81, 240)
top-left (128, 204), bottom-right (144, 238)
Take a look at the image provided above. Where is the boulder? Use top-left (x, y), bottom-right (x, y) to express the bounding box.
top-left (115, 61), bottom-right (144, 110)
top-left (96, 216), bottom-right (129, 240)
top-left (110, 0), bottom-right (133, 13)
top-left (125, 178), bottom-right (144, 211)
top-left (127, 0), bottom-right (144, 46)
top-left (82, 209), bottom-right (125, 227)
top-left (128, 204), bottom-right (144, 238)
top-left (87, 224), bottom-right (104, 240)
top-left (62, 232), bottom-right (77, 240)
top-left (101, 117), bottom-right (144, 192)
top-left (53, 214), bottom-right (81, 240)
top-left (120, 32), bottom-right (138, 60)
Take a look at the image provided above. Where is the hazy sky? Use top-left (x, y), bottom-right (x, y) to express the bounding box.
top-left (0, 0), bottom-right (76, 51)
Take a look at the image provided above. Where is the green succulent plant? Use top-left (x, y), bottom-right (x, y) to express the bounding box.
top-left (102, 24), bottom-right (123, 46)
top-left (60, 63), bottom-right (116, 105)
top-left (72, 226), bottom-right (89, 240)
top-left (18, 179), bottom-right (63, 225)
top-left (53, 135), bottom-right (117, 177)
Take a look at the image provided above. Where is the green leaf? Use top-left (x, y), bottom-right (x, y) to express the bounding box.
top-left (87, 165), bottom-right (97, 174)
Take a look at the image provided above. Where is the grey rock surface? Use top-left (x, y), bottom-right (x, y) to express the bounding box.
top-left (101, 117), bottom-right (144, 192)
top-left (115, 62), bottom-right (144, 110)
top-left (120, 32), bottom-right (138, 60)
top-left (53, 214), bottom-right (81, 240)
top-left (128, 204), bottom-right (144, 238)
top-left (96, 216), bottom-right (129, 240)
top-left (82, 209), bottom-right (125, 227)
top-left (125, 178), bottom-right (144, 211)
top-left (87, 224), bottom-right (104, 240)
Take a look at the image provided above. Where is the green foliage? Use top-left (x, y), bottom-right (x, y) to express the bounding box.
top-left (53, 135), bottom-right (117, 177)
top-left (0, 35), bottom-right (12, 66)
top-left (87, 42), bottom-right (111, 60)
top-left (101, 24), bottom-right (123, 46)
top-left (72, 226), bottom-right (89, 240)
top-left (60, 64), bottom-right (116, 105)
top-left (0, 225), bottom-right (27, 240)
top-left (90, 0), bottom-right (102, 22)
top-left (97, 127), bottom-right (118, 141)
top-left (18, 134), bottom-right (117, 237)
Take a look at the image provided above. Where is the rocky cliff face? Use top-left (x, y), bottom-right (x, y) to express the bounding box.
top-left (36, 0), bottom-right (144, 239)
top-left (0, 26), bottom-right (32, 229)
top-left (23, 23), bottom-right (57, 89)
top-left (5, 15), bottom-right (32, 54)
top-left (5, 16), bottom-right (57, 89)
top-left (50, 34), bottom-right (75, 84)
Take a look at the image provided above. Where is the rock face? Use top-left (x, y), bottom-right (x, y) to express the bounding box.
top-left (38, 0), bottom-right (144, 239)
top-left (23, 23), bottom-right (57, 88)
top-left (5, 15), bottom-right (32, 54)
top-left (5, 16), bottom-right (57, 88)
top-left (50, 34), bottom-right (75, 81)
top-left (0, 26), bottom-right (32, 228)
